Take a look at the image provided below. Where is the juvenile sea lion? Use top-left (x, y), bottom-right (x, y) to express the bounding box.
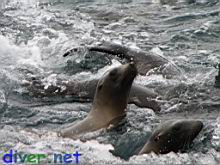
top-left (22, 76), bottom-right (160, 111)
top-left (88, 42), bottom-right (182, 77)
top-left (139, 119), bottom-right (203, 154)
top-left (59, 63), bottom-right (137, 138)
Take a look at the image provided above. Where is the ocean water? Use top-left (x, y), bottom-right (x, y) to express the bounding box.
top-left (0, 0), bottom-right (220, 164)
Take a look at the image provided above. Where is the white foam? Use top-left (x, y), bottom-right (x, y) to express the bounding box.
top-left (0, 35), bottom-right (44, 69)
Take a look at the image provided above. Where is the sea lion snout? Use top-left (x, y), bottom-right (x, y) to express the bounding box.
top-left (119, 63), bottom-right (137, 88)
top-left (124, 62), bottom-right (138, 77)
top-left (128, 61), bottom-right (137, 74)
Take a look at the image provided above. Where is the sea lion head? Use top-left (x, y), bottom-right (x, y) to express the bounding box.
top-left (139, 119), bottom-right (203, 154)
top-left (92, 62), bottom-right (137, 117)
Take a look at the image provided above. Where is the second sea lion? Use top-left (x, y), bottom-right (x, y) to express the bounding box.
top-left (22, 75), bottom-right (160, 111)
top-left (139, 119), bottom-right (203, 154)
top-left (88, 41), bottom-right (182, 77)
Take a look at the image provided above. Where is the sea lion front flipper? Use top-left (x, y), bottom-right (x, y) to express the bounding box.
top-left (129, 84), bottom-right (161, 111)
top-left (130, 97), bottom-right (161, 112)
top-left (88, 42), bottom-right (131, 60)
top-left (59, 116), bottom-right (101, 139)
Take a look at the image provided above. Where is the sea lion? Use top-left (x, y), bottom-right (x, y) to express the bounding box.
top-left (139, 119), bottom-right (203, 154)
top-left (129, 85), bottom-right (160, 111)
top-left (59, 63), bottom-right (138, 138)
top-left (22, 76), bottom-right (160, 111)
top-left (214, 63), bottom-right (220, 88)
top-left (87, 42), bottom-right (182, 77)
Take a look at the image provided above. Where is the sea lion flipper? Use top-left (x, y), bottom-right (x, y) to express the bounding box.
top-left (59, 116), bottom-right (98, 139)
top-left (129, 84), bottom-right (161, 111)
top-left (88, 42), bottom-right (131, 59)
top-left (131, 98), bottom-right (161, 112)
top-left (63, 48), bottom-right (79, 57)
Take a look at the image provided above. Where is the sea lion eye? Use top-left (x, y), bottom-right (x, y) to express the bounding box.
top-left (110, 69), bottom-right (117, 77)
